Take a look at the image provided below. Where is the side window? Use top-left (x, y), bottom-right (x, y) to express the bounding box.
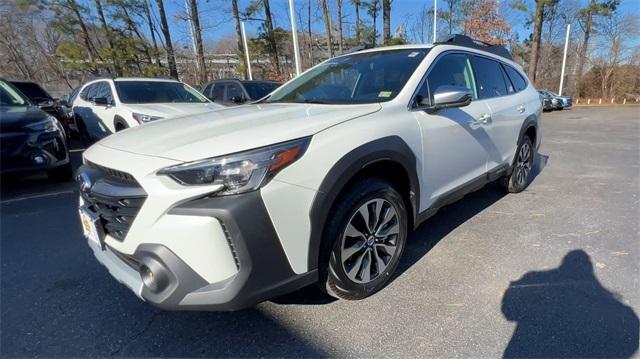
top-left (202, 84), bottom-right (213, 97)
top-left (211, 83), bottom-right (225, 101)
top-left (500, 66), bottom-right (515, 94)
top-left (418, 53), bottom-right (477, 106)
top-left (225, 83), bottom-right (244, 101)
top-left (503, 65), bottom-right (528, 92)
top-left (94, 82), bottom-right (113, 104)
top-left (85, 84), bottom-right (98, 101)
top-left (472, 56), bottom-right (508, 99)
top-left (80, 84), bottom-right (94, 101)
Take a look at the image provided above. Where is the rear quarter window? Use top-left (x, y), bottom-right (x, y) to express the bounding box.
top-left (503, 65), bottom-right (528, 92)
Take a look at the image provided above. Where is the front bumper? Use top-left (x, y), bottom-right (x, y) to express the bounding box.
top-left (1, 130), bottom-right (69, 175)
top-left (78, 151), bottom-right (317, 311)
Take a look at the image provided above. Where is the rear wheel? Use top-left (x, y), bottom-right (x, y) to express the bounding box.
top-left (320, 178), bottom-right (408, 300)
top-left (502, 136), bottom-right (534, 193)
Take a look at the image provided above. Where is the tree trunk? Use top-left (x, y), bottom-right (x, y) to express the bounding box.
top-left (94, 0), bottom-right (120, 75)
top-left (144, 0), bottom-right (162, 66)
top-left (308, 0), bottom-right (314, 65)
top-left (155, 0), bottom-right (179, 79)
top-left (263, 0), bottom-right (280, 75)
top-left (382, 0), bottom-right (391, 43)
top-left (337, 0), bottom-right (343, 54)
top-left (66, 0), bottom-right (98, 71)
top-left (576, 1), bottom-right (594, 95)
top-left (321, 0), bottom-right (333, 57)
top-left (527, 0), bottom-right (545, 83)
top-left (188, 0), bottom-right (207, 84)
top-left (372, 5), bottom-right (378, 46)
top-left (354, 0), bottom-right (361, 45)
top-left (231, 0), bottom-right (247, 79)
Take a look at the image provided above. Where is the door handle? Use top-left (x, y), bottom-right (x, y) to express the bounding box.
top-left (477, 113), bottom-right (492, 124)
top-left (517, 104), bottom-right (526, 114)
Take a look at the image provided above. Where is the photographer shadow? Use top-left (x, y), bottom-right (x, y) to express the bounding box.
top-left (502, 250), bottom-right (639, 358)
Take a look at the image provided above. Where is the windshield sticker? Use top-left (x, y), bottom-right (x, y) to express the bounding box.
top-left (408, 52), bottom-right (420, 57)
top-left (378, 91), bottom-right (392, 98)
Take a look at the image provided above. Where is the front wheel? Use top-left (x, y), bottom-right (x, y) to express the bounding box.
top-left (502, 136), bottom-right (534, 193)
top-left (320, 178), bottom-right (408, 300)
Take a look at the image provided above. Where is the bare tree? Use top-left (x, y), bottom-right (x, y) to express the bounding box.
top-left (527, 0), bottom-right (546, 83)
top-left (143, 0), bottom-right (162, 66)
top-left (353, 0), bottom-right (361, 45)
top-left (575, 0), bottom-right (619, 90)
top-left (321, 0), bottom-right (333, 57)
top-left (187, 0), bottom-right (207, 83)
top-left (263, 0), bottom-right (281, 74)
top-left (155, 0), bottom-right (179, 79)
top-left (337, 0), bottom-right (344, 53)
top-left (382, 0), bottom-right (391, 43)
top-left (231, 0), bottom-right (247, 79)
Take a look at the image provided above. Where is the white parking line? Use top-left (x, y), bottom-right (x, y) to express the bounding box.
top-left (0, 190), bottom-right (75, 204)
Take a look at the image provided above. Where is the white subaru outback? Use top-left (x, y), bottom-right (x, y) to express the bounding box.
top-left (77, 35), bottom-right (541, 310)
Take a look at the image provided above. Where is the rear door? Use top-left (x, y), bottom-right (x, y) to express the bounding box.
top-left (471, 56), bottom-right (525, 168)
top-left (92, 81), bottom-right (118, 132)
top-left (412, 52), bottom-right (493, 206)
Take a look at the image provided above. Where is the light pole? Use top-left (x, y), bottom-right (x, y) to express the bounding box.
top-left (240, 21), bottom-right (253, 80)
top-left (289, 0), bottom-right (302, 76)
top-left (559, 23), bottom-right (570, 96)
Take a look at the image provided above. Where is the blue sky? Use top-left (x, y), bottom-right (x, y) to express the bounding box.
top-left (160, 0), bottom-right (639, 49)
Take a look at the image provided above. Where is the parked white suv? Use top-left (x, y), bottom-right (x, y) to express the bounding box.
top-left (77, 35), bottom-right (541, 310)
top-left (72, 78), bottom-right (222, 143)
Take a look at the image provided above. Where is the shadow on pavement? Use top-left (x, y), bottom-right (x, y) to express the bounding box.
top-left (397, 152), bottom-right (548, 278)
top-left (501, 250), bottom-right (639, 358)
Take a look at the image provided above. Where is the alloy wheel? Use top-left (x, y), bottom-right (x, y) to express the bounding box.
top-left (515, 141), bottom-right (532, 187)
top-left (340, 199), bottom-right (400, 284)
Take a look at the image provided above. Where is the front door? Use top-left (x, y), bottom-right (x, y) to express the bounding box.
top-left (411, 52), bottom-right (494, 208)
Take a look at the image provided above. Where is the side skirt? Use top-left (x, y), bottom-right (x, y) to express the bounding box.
top-left (414, 163), bottom-right (510, 229)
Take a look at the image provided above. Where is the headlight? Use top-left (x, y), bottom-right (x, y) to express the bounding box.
top-left (25, 116), bottom-right (59, 133)
top-left (132, 112), bottom-right (163, 123)
top-left (158, 137), bottom-right (310, 195)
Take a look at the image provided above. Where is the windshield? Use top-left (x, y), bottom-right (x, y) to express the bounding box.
top-left (0, 81), bottom-right (30, 107)
top-left (11, 82), bottom-right (52, 102)
top-left (266, 49), bottom-right (429, 104)
top-left (115, 81), bottom-right (209, 104)
top-left (244, 82), bottom-right (279, 100)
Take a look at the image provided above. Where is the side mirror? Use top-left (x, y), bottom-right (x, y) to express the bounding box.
top-left (427, 85), bottom-right (473, 112)
top-left (230, 96), bottom-right (245, 104)
top-left (93, 97), bottom-right (109, 106)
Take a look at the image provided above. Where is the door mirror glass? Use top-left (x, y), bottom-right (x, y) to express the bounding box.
top-left (430, 85), bottom-right (472, 111)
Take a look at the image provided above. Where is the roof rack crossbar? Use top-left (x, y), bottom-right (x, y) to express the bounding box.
top-left (436, 34), bottom-right (513, 61)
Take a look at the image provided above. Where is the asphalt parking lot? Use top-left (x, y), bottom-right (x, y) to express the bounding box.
top-left (1, 106), bottom-right (639, 357)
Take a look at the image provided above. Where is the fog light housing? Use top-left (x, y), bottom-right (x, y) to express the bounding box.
top-left (32, 155), bottom-right (46, 165)
top-left (139, 258), bottom-right (170, 293)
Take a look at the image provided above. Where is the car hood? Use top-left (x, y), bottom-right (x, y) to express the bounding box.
top-left (97, 102), bottom-right (381, 161)
top-left (0, 106), bottom-right (50, 132)
top-left (124, 102), bottom-right (223, 119)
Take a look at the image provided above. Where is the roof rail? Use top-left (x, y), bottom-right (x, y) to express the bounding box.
top-left (436, 34), bottom-right (513, 61)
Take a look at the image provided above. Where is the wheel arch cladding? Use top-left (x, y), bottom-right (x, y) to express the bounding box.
top-left (307, 136), bottom-right (419, 270)
top-left (519, 114), bottom-right (538, 144)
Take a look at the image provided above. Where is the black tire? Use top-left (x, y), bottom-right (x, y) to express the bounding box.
top-left (319, 178), bottom-right (408, 300)
top-left (47, 162), bottom-right (73, 182)
top-left (501, 135), bottom-right (534, 193)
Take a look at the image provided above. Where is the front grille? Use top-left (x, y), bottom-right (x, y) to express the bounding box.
top-left (81, 164), bottom-right (146, 242)
top-left (87, 161), bottom-right (137, 183)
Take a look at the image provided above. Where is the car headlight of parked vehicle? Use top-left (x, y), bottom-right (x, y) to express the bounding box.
top-left (24, 116), bottom-right (60, 133)
top-left (158, 137), bottom-right (310, 195)
top-left (132, 112), bottom-right (163, 123)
